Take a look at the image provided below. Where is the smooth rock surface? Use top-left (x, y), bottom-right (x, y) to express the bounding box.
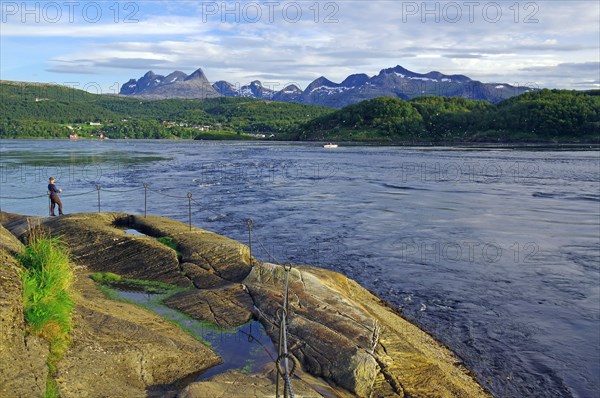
top-left (244, 262), bottom-right (492, 398)
top-left (178, 368), bottom-right (342, 398)
top-left (1, 213), bottom-right (223, 397)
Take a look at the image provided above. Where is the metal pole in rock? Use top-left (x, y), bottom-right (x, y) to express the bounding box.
top-left (143, 182), bottom-right (148, 218)
top-left (275, 263), bottom-right (295, 398)
top-left (283, 263), bottom-right (292, 312)
top-left (187, 192), bottom-right (193, 231)
top-left (247, 218), bottom-right (253, 265)
top-left (96, 185), bottom-right (101, 213)
top-left (275, 307), bottom-right (285, 398)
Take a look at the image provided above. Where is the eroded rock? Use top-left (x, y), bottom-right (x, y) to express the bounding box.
top-left (180, 262), bottom-right (229, 289)
top-left (244, 263), bottom-right (380, 396)
top-left (165, 284), bottom-right (254, 328)
top-left (128, 215), bottom-right (252, 283)
top-left (0, 221), bottom-right (23, 255)
top-left (2, 213), bottom-right (192, 287)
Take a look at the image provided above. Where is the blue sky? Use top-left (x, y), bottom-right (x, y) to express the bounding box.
top-left (1, 0), bottom-right (598, 93)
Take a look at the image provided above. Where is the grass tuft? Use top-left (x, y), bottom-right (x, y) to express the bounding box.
top-left (18, 228), bottom-right (74, 341)
top-left (17, 227), bottom-right (75, 397)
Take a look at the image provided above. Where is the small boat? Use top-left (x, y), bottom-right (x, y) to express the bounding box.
top-left (323, 143), bottom-right (338, 148)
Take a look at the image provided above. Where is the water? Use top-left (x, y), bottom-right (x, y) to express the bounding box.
top-left (1, 139), bottom-right (598, 398)
top-left (115, 291), bottom-right (276, 379)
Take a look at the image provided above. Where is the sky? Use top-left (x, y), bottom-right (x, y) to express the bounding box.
top-left (1, 0), bottom-right (599, 94)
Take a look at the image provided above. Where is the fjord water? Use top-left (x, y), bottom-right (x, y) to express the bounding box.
top-left (1, 140), bottom-right (598, 398)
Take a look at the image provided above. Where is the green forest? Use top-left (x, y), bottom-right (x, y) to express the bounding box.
top-left (298, 91), bottom-right (599, 142)
top-left (0, 81), bottom-right (332, 139)
top-left (1, 81), bottom-right (598, 143)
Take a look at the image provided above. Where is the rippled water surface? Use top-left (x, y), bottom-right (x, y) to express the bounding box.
top-left (1, 140), bottom-right (598, 398)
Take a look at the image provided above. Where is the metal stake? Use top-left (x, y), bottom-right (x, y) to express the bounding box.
top-left (96, 185), bottom-right (101, 213)
top-left (143, 182), bottom-right (148, 218)
top-left (187, 192), bottom-right (193, 231)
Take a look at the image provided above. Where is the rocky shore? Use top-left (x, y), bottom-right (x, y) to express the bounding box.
top-left (0, 212), bottom-right (491, 397)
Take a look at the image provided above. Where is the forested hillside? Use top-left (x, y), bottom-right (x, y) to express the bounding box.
top-left (297, 90), bottom-right (599, 142)
top-left (0, 81), bottom-right (333, 139)
top-left (1, 81), bottom-right (597, 143)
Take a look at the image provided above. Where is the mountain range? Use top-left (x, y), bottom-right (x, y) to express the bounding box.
top-left (120, 65), bottom-right (533, 107)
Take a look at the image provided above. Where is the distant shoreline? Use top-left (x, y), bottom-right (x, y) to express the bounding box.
top-left (1, 137), bottom-right (599, 151)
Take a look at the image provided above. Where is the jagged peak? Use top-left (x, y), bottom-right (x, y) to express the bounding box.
top-left (214, 80), bottom-right (234, 87)
top-left (341, 73), bottom-right (369, 87)
top-left (164, 71), bottom-right (188, 83)
top-left (282, 84), bottom-right (301, 92)
top-left (425, 71), bottom-right (444, 79)
top-left (306, 76), bottom-right (339, 91)
top-left (185, 68), bottom-right (208, 81)
top-left (166, 70), bottom-right (187, 77)
top-left (384, 65), bottom-right (416, 76)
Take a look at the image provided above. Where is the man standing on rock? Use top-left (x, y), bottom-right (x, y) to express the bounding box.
top-left (48, 177), bottom-right (64, 216)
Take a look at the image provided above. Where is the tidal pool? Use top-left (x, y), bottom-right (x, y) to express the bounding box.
top-left (114, 290), bottom-right (277, 380)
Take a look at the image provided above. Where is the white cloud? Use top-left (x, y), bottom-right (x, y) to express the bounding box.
top-left (1, 15), bottom-right (207, 37)
top-left (2, 0), bottom-right (598, 91)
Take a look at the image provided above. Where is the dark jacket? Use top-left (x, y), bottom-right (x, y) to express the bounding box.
top-left (48, 183), bottom-right (60, 196)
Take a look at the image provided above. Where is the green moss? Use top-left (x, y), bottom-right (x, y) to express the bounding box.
top-left (45, 377), bottom-right (59, 398)
top-left (156, 236), bottom-right (178, 251)
top-left (89, 272), bottom-right (182, 294)
top-left (92, 281), bottom-right (212, 346)
top-left (239, 357), bottom-right (257, 374)
top-left (90, 272), bottom-right (121, 284)
top-left (96, 283), bottom-right (121, 301)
